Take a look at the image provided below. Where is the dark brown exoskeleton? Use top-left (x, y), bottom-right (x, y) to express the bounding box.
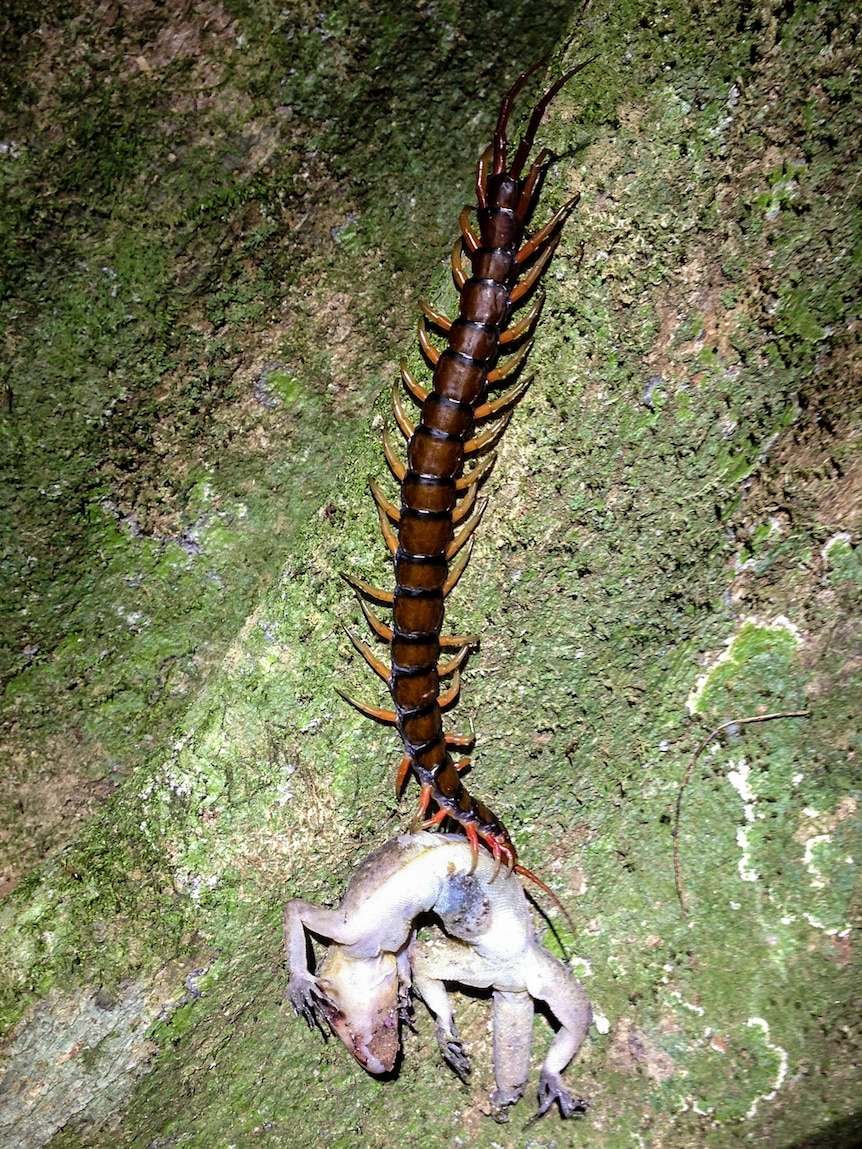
top-left (340, 60), bottom-right (590, 866)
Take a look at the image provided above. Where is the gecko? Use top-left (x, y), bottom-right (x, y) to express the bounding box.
top-left (283, 831), bottom-right (591, 1121)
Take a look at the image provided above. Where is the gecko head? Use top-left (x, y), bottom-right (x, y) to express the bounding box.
top-left (315, 945), bottom-right (401, 1075)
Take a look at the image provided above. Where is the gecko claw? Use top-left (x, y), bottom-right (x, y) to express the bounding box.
top-left (397, 986), bottom-right (415, 1026)
top-left (524, 1071), bottom-right (589, 1125)
top-left (287, 975), bottom-right (340, 1035)
top-left (436, 1025), bottom-right (471, 1081)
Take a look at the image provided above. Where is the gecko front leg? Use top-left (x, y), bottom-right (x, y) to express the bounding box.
top-left (283, 898), bottom-right (340, 1029)
top-left (283, 896), bottom-right (403, 1075)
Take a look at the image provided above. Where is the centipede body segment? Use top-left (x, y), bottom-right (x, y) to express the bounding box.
top-left (340, 60), bottom-right (589, 864)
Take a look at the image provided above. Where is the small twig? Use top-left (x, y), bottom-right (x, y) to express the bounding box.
top-left (673, 710), bottom-right (810, 915)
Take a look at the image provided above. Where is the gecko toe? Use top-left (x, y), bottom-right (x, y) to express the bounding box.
top-left (288, 977), bottom-right (340, 1035)
top-left (440, 1037), bottom-right (471, 1081)
top-left (528, 1072), bottom-right (589, 1123)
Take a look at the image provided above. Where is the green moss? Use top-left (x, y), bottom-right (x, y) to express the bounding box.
top-left (687, 620), bottom-right (803, 716)
top-left (2, 0), bottom-right (861, 1146)
top-left (823, 535), bottom-right (862, 588)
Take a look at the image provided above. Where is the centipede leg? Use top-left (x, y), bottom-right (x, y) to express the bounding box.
top-left (344, 627), bottom-right (391, 683)
top-left (413, 783), bottom-right (435, 826)
top-left (438, 645), bottom-right (471, 677)
top-left (474, 373), bottom-right (532, 421)
top-left (342, 571), bottom-right (394, 605)
top-left (498, 293), bottom-right (544, 346)
top-left (509, 243), bottom-right (557, 304)
top-left (382, 423), bottom-right (406, 481)
top-left (335, 687), bottom-right (396, 725)
top-left (445, 734), bottom-right (474, 751)
top-left (514, 147), bottom-right (551, 222)
top-left (451, 238), bottom-right (468, 289)
top-left (400, 360), bottom-right (428, 403)
top-left (475, 143), bottom-right (494, 209)
top-left (454, 452), bottom-right (496, 493)
top-left (356, 597), bottom-right (393, 642)
top-left (391, 380), bottom-right (415, 440)
top-left (395, 754), bottom-right (412, 795)
top-left (417, 316), bottom-right (441, 365)
top-left (487, 341), bottom-right (532, 385)
top-left (419, 298), bottom-right (453, 332)
top-left (515, 196), bottom-right (578, 265)
top-left (451, 481), bottom-right (478, 524)
top-left (370, 478), bottom-right (400, 524)
top-left (446, 502), bottom-right (486, 559)
top-left (459, 205), bottom-right (480, 253)
top-left (418, 805), bottom-right (448, 832)
top-left (375, 497), bottom-right (399, 556)
top-left (437, 672), bottom-right (462, 709)
top-left (464, 416), bottom-right (511, 455)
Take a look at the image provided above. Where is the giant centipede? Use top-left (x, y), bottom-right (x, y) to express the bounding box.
top-left (339, 60), bottom-right (589, 866)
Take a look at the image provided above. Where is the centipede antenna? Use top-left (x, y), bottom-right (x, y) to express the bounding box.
top-left (493, 57), bottom-right (548, 177)
top-left (509, 57), bottom-right (596, 180)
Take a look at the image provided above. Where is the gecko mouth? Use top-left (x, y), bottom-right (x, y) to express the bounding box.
top-left (317, 948), bottom-right (401, 1074)
top-left (337, 1009), bottom-right (400, 1076)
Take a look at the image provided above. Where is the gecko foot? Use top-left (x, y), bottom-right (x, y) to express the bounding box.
top-left (435, 1024), bottom-right (471, 1081)
top-left (397, 984), bottom-right (415, 1026)
top-left (526, 1071), bottom-right (589, 1124)
top-left (287, 973), bottom-right (339, 1033)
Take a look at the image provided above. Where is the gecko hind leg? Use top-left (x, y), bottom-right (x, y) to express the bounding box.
top-left (409, 944), bottom-right (471, 1081)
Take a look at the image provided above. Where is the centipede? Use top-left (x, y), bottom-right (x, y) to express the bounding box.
top-left (339, 59), bottom-right (589, 867)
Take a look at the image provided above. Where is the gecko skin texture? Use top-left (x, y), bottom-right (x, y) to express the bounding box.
top-left (283, 832), bottom-right (592, 1120)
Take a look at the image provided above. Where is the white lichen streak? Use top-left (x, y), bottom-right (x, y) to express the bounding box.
top-left (744, 1017), bottom-right (788, 1118)
top-left (793, 799), bottom-right (857, 932)
top-left (726, 758), bottom-right (761, 883)
top-left (667, 990), bottom-right (705, 1016)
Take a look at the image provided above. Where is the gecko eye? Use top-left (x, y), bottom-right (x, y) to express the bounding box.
top-left (316, 946), bottom-right (401, 1074)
